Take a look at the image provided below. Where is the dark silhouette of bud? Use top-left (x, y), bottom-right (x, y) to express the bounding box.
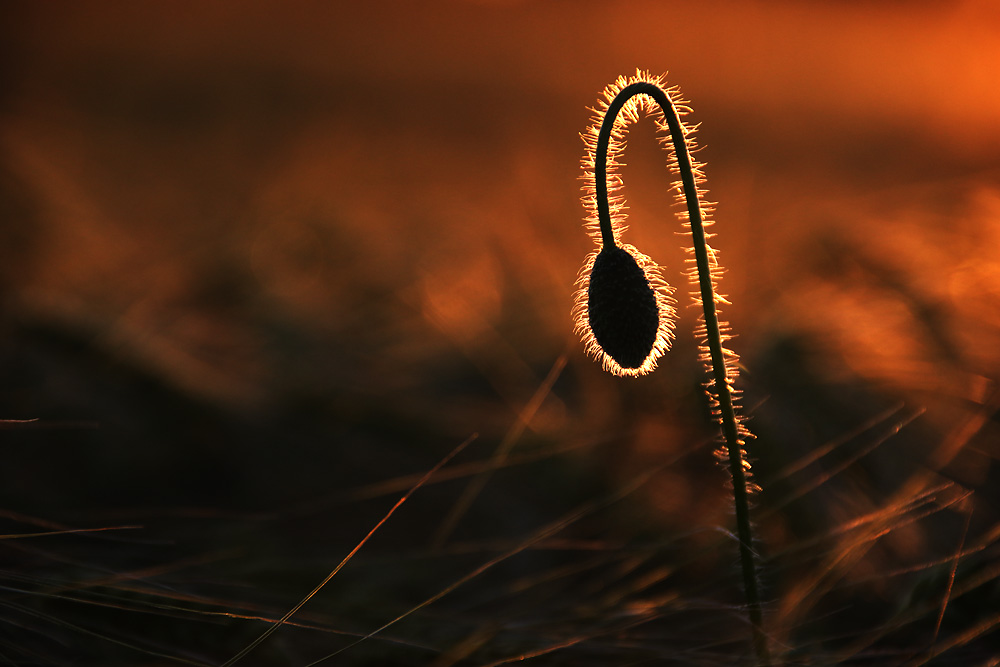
top-left (573, 241), bottom-right (675, 377)
top-left (587, 245), bottom-right (659, 370)
top-left (574, 71), bottom-right (769, 666)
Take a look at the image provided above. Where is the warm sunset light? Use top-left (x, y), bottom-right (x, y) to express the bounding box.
top-left (2, 2), bottom-right (999, 665)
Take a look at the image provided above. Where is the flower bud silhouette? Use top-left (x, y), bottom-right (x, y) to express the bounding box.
top-left (572, 71), bottom-right (679, 378)
top-left (578, 243), bottom-right (675, 375)
top-left (587, 246), bottom-right (659, 368)
top-left (574, 70), bottom-right (771, 666)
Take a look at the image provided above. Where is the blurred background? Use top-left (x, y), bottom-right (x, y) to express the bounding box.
top-left (1, 1), bottom-right (999, 664)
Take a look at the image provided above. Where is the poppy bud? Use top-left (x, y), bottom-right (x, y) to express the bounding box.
top-left (587, 245), bottom-right (659, 370)
top-left (573, 242), bottom-right (675, 377)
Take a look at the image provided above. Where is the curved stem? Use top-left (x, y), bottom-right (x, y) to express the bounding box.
top-left (595, 81), bottom-right (771, 666)
top-left (594, 89), bottom-right (628, 250)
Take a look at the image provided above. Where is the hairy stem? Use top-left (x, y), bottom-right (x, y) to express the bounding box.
top-left (595, 81), bottom-right (771, 665)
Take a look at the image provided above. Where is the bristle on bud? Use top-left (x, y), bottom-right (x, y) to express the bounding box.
top-left (588, 246), bottom-right (659, 369)
top-left (573, 243), bottom-right (676, 377)
top-left (572, 73), bottom-right (767, 661)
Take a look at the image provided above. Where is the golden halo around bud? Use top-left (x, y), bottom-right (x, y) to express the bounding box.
top-left (573, 243), bottom-right (676, 377)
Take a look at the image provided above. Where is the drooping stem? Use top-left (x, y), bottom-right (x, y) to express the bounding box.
top-left (595, 81), bottom-right (771, 666)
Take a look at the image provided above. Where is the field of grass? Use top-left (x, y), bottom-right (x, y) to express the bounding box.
top-left (1, 2), bottom-right (999, 664)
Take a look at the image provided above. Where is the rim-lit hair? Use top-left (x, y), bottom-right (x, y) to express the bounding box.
top-left (572, 71), bottom-right (680, 377)
top-left (572, 71), bottom-right (769, 663)
top-left (573, 243), bottom-right (675, 377)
